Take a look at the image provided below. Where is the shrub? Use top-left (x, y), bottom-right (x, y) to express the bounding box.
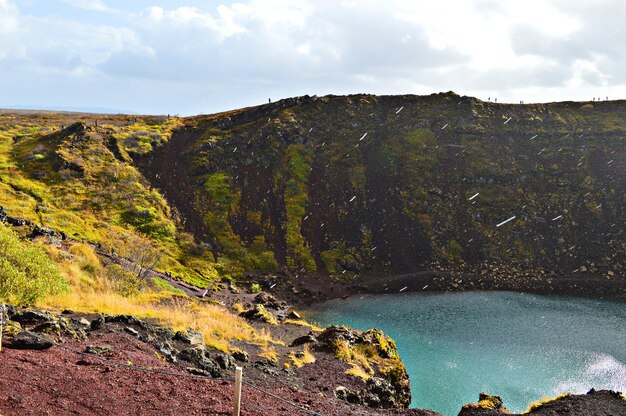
top-left (0, 224), bottom-right (68, 305)
top-left (105, 263), bottom-right (146, 297)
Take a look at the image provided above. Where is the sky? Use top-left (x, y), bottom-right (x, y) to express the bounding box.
top-left (0, 0), bottom-right (624, 115)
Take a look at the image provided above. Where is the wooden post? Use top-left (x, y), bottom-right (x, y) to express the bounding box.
top-left (233, 366), bottom-right (242, 416)
top-left (0, 302), bottom-right (5, 353)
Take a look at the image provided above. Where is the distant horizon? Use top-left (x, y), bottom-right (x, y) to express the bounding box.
top-left (1, 90), bottom-right (621, 117)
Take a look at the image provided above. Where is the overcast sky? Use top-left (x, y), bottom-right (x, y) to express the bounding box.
top-left (1, 0), bottom-right (624, 115)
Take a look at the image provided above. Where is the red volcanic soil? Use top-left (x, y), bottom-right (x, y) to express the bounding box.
top-left (0, 329), bottom-right (437, 416)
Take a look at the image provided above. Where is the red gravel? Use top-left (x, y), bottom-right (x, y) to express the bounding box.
top-left (0, 331), bottom-right (435, 416)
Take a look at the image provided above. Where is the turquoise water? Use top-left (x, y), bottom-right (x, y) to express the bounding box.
top-left (308, 291), bottom-right (626, 416)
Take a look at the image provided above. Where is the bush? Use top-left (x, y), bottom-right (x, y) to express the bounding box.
top-left (105, 263), bottom-right (146, 297)
top-left (0, 224), bottom-right (68, 305)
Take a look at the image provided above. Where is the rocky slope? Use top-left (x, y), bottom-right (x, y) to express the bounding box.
top-left (138, 93), bottom-right (625, 298)
top-left (0, 306), bottom-right (434, 416)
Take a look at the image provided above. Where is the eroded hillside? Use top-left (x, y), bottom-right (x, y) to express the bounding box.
top-left (137, 93), bottom-right (625, 292)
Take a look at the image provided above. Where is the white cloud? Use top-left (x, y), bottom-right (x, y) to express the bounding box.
top-left (62, 0), bottom-right (114, 12)
top-left (145, 6), bottom-right (163, 22)
top-left (0, 0), bottom-right (18, 34)
top-left (0, 0), bottom-right (624, 114)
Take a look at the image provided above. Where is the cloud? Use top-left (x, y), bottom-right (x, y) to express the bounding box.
top-left (62, 0), bottom-right (114, 13)
top-left (0, 0), bottom-right (18, 34)
top-left (0, 0), bottom-right (624, 114)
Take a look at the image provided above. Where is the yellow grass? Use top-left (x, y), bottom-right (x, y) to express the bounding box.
top-left (331, 338), bottom-right (374, 376)
top-left (524, 393), bottom-right (571, 413)
top-left (258, 347), bottom-right (279, 366)
top-left (38, 245), bottom-right (269, 352)
top-left (288, 345), bottom-right (316, 368)
top-left (284, 319), bottom-right (324, 332)
top-left (345, 363), bottom-right (371, 381)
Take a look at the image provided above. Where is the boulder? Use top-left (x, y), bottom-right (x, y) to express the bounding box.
top-left (12, 310), bottom-right (54, 325)
top-left (334, 386), bottom-right (361, 404)
top-left (232, 349), bottom-right (249, 362)
top-left (365, 377), bottom-right (397, 408)
top-left (84, 344), bottom-right (112, 355)
top-left (90, 317), bottom-right (106, 330)
top-left (214, 353), bottom-right (236, 370)
top-left (458, 392), bottom-right (508, 416)
top-left (253, 292), bottom-right (282, 309)
top-left (30, 226), bottom-right (63, 240)
top-left (290, 332), bottom-right (318, 347)
top-left (105, 314), bottom-right (145, 328)
top-left (9, 332), bottom-right (53, 350)
top-left (173, 328), bottom-right (205, 346)
top-left (31, 321), bottom-right (62, 336)
top-left (75, 318), bottom-right (91, 327)
top-left (317, 325), bottom-right (358, 346)
top-left (239, 304), bottom-right (278, 325)
top-left (178, 347), bottom-right (221, 378)
top-left (158, 342), bottom-right (178, 363)
top-left (151, 326), bottom-right (175, 340)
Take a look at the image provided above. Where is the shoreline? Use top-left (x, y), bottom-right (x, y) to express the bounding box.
top-left (283, 269), bottom-right (626, 309)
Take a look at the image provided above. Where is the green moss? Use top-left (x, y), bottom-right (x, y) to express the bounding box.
top-left (445, 240), bottom-right (463, 263)
top-left (321, 243), bottom-right (362, 276)
top-left (279, 144), bottom-right (316, 272)
top-left (151, 277), bottom-right (187, 295)
top-left (200, 172), bottom-right (278, 274)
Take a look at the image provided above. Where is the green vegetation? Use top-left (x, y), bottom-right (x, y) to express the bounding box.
top-left (249, 282), bottom-right (262, 293)
top-left (199, 172), bottom-right (277, 274)
top-left (151, 277), bottom-right (187, 296)
top-left (2, 93), bottom-right (625, 292)
top-left (0, 114), bottom-right (218, 289)
top-left (278, 144), bottom-right (316, 271)
top-left (0, 224), bottom-right (69, 305)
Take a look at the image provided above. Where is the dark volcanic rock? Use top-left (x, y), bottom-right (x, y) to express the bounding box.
top-left (105, 314), bottom-right (145, 328)
top-left (526, 389), bottom-right (626, 416)
top-left (12, 310), bottom-right (54, 325)
top-left (157, 342), bottom-right (178, 363)
top-left (318, 325), bottom-right (411, 408)
top-left (239, 304), bottom-right (278, 324)
top-left (231, 349), bottom-right (249, 362)
top-left (178, 347), bottom-right (222, 378)
top-left (9, 332), bottom-right (54, 350)
top-left (84, 344), bottom-right (112, 355)
top-left (90, 316), bottom-right (106, 330)
top-left (458, 389), bottom-right (626, 416)
top-left (173, 328), bottom-right (204, 346)
top-left (213, 353), bottom-right (235, 370)
top-left (290, 332), bottom-right (318, 347)
top-left (31, 320), bottom-right (62, 336)
top-left (253, 292), bottom-right (282, 309)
